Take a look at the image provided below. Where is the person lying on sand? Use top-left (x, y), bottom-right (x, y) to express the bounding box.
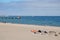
top-left (31, 29), bottom-right (59, 36)
top-left (31, 30), bottom-right (48, 34)
top-left (38, 30), bottom-right (41, 33)
top-left (31, 29), bottom-right (37, 34)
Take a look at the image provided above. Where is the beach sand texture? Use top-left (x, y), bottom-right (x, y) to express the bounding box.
top-left (0, 23), bottom-right (60, 40)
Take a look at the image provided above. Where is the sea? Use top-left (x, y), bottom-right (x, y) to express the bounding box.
top-left (0, 16), bottom-right (60, 27)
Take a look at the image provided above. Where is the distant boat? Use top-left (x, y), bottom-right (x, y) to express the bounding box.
top-left (17, 16), bottom-right (21, 19)
top-left (32, 16), bottom-right (35, 17)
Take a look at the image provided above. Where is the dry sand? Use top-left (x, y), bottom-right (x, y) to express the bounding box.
top-left (0, 23), bottom-right (60, 40)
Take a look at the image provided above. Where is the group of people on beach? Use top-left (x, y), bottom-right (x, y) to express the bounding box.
top-left (31, 29), bottom-right (60, 36)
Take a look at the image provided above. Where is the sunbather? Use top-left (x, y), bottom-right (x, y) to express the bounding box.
top-left (38, 30), bottom-right (41, 33)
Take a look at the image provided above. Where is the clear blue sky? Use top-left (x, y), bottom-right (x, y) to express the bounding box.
top-left (0, 0), bottom-right (60, 16)
top-left (0, 0), bottom-right (21, 2)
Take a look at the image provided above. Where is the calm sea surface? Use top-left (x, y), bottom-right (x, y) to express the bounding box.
top-left (0, 16), bottom-right (60, 27)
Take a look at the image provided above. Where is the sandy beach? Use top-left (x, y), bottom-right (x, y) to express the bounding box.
top-left (0, 23), bottom-right (60, 40)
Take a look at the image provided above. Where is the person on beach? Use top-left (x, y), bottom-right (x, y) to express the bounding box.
top-left (31, 29), bottom-right (37, 34)
top-left (31, 29), bottom-right (58, 37)
top-left (38, 30), bottom-right (41, 33)
top-left (44, 31), bottom-right (48, 33)
top-left (31, 30), bottom-right (48, 34)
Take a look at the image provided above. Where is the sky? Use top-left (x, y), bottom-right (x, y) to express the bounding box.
top-left (0, 0), bottom-right (60, 16)
top-left (0, 0), bottom-right (21, 3)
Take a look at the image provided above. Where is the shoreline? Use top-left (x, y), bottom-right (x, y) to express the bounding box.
top-left (0, 22), bottom-right (60, 31)
top-left (0, 22), bottom-right (60, 27)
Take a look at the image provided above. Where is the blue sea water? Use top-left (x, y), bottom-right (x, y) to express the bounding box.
top-left (0, 16), bottom-right (60, 27)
